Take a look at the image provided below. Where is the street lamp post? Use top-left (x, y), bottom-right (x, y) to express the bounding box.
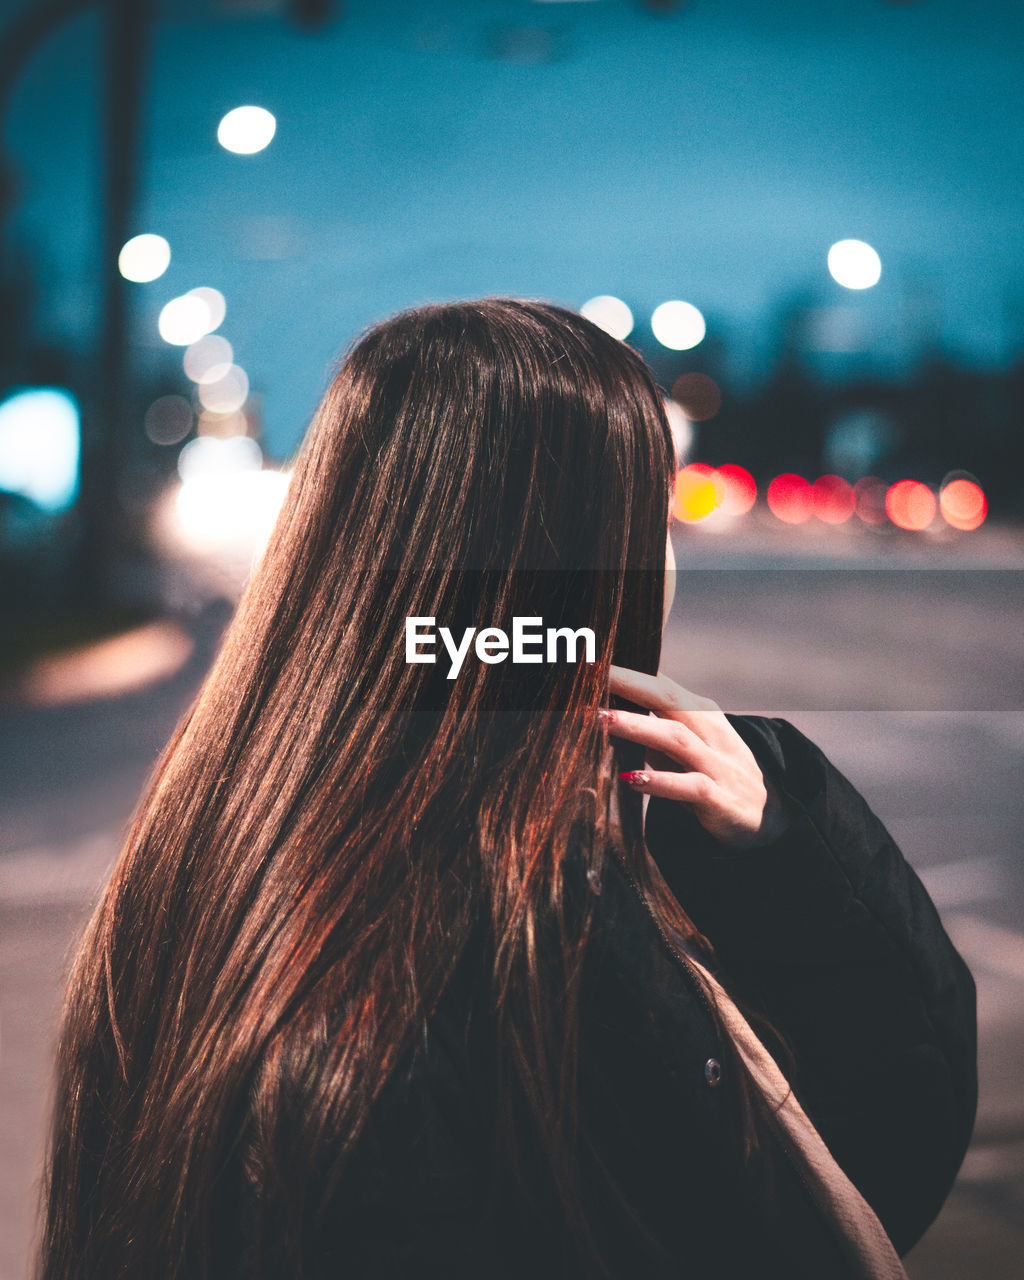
top-left (79, 0), bottom-right (153, 607)
top-left (0, 0), bottom-right (153, 609)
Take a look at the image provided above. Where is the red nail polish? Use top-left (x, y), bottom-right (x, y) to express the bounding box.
top-left (619, 771), bottom-right (650, 786)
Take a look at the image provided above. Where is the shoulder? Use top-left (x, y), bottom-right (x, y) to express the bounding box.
top-left (315, 837), bottom-right (837, 1277)
top-left (564, 840), bottom-right (725, 1072)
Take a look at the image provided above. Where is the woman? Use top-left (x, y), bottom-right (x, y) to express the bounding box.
top-left (39, 298), bottom-right (976, 1279)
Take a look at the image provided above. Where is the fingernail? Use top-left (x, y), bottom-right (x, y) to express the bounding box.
top-left (620, 771), bottom-right (650, 786)
top-left (597, 707), bottom-right (613, 721)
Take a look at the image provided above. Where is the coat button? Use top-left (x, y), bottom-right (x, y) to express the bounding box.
top-left (704, 1057), bottom-right (722, 1087)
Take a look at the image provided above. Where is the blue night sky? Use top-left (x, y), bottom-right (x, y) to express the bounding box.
top-left (6, 0), bottom-right (1024, 458)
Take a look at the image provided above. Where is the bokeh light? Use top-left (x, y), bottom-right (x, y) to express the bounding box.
top-left (672, 463), bottom-right (721, 522)
top-left (854, 476), bottom-right (889, 525)
top-left (187, 287), bottom-right (226, 331)
top-left (651, 300), bottom-right (706, 350)
top-left (184, 334), bottom-right (234, 384)
top-left (144, 394), bottom-right (193, 446)
top-left (159, 294), bottom-right (215, 345)
top-left (117, 233), bottom-right (170, 283)
top-left (662, 399), bottom-right (693, 464)
top-left (939, 476), bottom-right (987, 531)
top-left (671, 372), bottom-right (722, 422)
top-left (580, 295), bottom-right (634, 340)
top-left (178, 434), bottom-right (262, 483)
top-left (716, 464), bottom-right (757, 516)
top-left (197, 409), bottom-right (248, 439)
top-left (827, 239), bottom-right (882, 290)
top-left (0, 387), bottom-right (80, 511)
top-left (217, 105), bottom-right (277, 154)
top-left (812, 474), bottom-right (855, 523)
top-left (766, 473), bottom-right (813, 524)
top-left (197, 365), bottom-right (250, 414)
top-left (175, 469), bottom-right (291, 559)
top-left (885, 479), bottom-right (936, 530)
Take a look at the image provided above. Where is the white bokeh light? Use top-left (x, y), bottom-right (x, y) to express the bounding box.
top-left (187, 287), bottom-right (226, 331)
top-left (198, 365), bottom-right (250, 414)
top-left (159, 294), bottom-right (214, 345)
top-left (662, 399), bottom-right (694, 465)
top-left (651, 300), bottom-right (706, 351)
top-left (118, 233), bottom-right (170, 283)
top-left (827, 239), bottom-right (882, 290)
top-left (178, 434), bottom-right (262, 483)
top-left (580, 295), bottom-right (634, 340)
top-left (175, 468), bottom-right (291, 560)
top-left (217, 105), bottom-right (277, 154)
top-left (184, 334), bottom-right (234, 384)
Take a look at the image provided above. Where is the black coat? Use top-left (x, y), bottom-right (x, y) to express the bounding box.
top-left (275, 716), bottom-right (979, 1278)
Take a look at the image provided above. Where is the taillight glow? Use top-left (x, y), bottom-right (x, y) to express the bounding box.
top-left (767, 473), bottom-right (813, 524)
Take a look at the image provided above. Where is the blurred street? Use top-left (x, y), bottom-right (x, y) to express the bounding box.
top-left (1, 525), bottom-right (1023, 1279)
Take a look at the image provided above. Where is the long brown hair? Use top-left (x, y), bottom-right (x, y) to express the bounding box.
top-left (39, 298), bottom-right (772, 1278)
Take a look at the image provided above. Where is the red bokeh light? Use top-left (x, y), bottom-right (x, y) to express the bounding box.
top-left (715, 464), bottom-right (757, 516)
top-left (812, 474), bottom-right (855, 524)
top-left (766, 473), bottom-right (812, 524)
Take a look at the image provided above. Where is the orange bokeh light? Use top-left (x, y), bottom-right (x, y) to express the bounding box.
top-left (715, 463), bottom-right (757, 516)
top-left (939, 478), bottom-right (987, 531)
top-left (885, 479), bottom-right (936, 531)
top-left (812, 474), bottom-right (855, 524)
top-left (673, 463), bottom-right (722, 522)
top-left (766, 473), bottom-right (812, 524)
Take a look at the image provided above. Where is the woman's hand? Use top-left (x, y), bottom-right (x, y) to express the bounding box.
top-left (602, 665), bottom-right (796, 851)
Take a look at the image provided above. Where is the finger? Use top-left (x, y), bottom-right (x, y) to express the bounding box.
top-left (619, 768), bottom-right (716, 807)
top-left (609, 665), bottom-right (720, 716)
top-left (606, 668), bottom-right (726, 752)
top-left (601, 707), bottom-right (718, 774)
top-left (608, 665), bottom-right (729, 748)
